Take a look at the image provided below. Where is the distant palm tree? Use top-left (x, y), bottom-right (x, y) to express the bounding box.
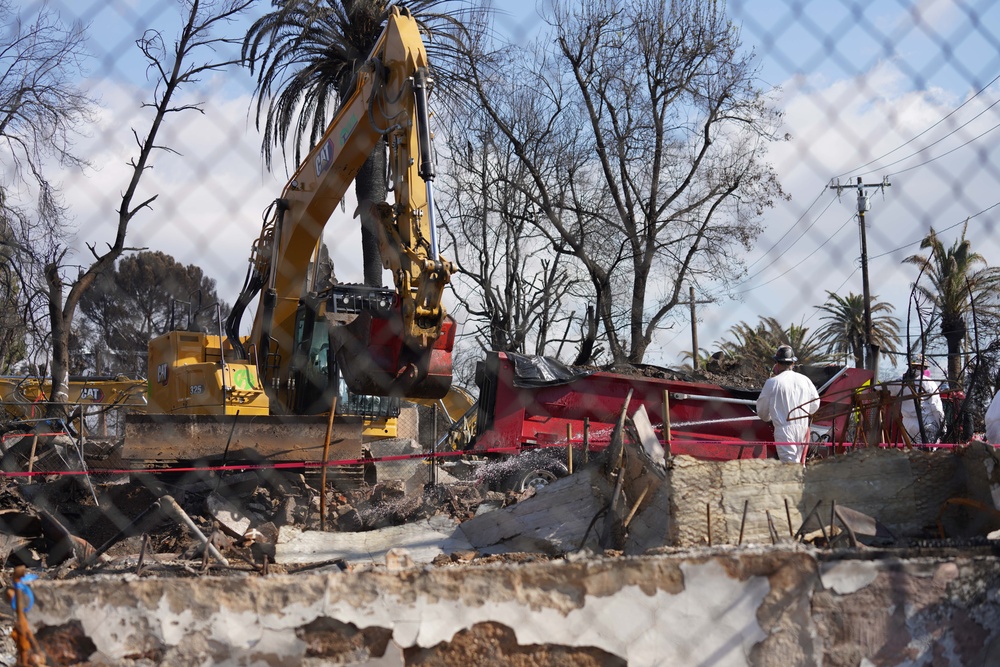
top-left (903, 224), bottom-right (1000, 389)
top-left (679, 347), bottom-right (714, 372)
top-left (813, 291), bottom-right (901, 368)
top-left (242, 0), bottom-right (469, 285)
top-left (717, 316), bottom-right (828, 385)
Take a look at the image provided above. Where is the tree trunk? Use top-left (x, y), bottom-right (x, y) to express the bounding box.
top-left (355, 141), bottom-right (387, 287)
top-left (43, 263), bottom-right (70, 420)
top-left (573, 305), bottom-right (598, 366)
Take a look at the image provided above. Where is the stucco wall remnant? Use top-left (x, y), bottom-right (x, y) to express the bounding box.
top-left (18, 548), bottom-right (1000, 666)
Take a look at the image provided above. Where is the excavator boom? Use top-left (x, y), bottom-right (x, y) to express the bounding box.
top-left (237, 6), bottom-right (454, 409)
top-left (128, 7), bottom-right (455, 468)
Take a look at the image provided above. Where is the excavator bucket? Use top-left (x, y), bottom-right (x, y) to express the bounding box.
top-left (328, 305), bottom-right (455, 400)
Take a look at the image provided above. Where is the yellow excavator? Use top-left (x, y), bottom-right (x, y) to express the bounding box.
top-left (124, 6), bottom-right (455, 465)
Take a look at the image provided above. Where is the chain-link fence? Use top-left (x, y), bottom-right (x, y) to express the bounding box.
top-left (0, 0), bottom-right (998, 590)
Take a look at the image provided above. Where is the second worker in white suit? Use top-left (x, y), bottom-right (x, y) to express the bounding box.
top-left (756, 345), bottom-right (821, 464)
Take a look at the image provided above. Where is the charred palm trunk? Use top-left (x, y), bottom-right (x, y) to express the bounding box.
top-left (942, 313), bottom-right (966, 390)
top-left (356, 141), bottom-right (387, 288)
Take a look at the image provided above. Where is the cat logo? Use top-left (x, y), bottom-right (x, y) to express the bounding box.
top-left (79, 387), bottom-right (104, 402)
top-left (157, 363), bottom-right (168, 385)
top-left (314, 139), bottom-right (335, 178)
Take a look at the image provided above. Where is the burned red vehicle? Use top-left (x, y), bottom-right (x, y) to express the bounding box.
top-left (468, 352), bottom-right (872, 490)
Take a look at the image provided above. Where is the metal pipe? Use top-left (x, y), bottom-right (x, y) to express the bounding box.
top-left (672, 416), bottom-right (759, 428)
top-left (738, 499), bottom-right (749, 545)
top-left (412, 68), bottom-right (438, 259)
top-left (670, 393), bottom-right (757, 406)
top-left (785, 498), bottom-right (794, 537)
top-left (426, 181), bottom-right (439, 260)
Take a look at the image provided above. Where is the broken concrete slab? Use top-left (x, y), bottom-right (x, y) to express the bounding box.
top-left (458, 464), bottom-right (611, 555)
top-left (276, 514), bottom-right (472, 567)
top-left (368, 438), bottom-right (430, 494)
top-left (631, 403), bottom-right (666, 467)
top-left (206, 491), bottom-right (252, 539)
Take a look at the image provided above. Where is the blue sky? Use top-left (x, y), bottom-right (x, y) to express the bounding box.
top-left (11, 0), bottom-right (1000, 381)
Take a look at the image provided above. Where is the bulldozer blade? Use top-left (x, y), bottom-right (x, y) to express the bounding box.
top-left (123, 414), bottom-right (364, 463)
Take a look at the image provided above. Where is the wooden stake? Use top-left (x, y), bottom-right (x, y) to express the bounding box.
top-left (566, 424), bottom-right (573, 474)
top-left (27, 435), bottom-right (38, 476)
top-left (320, 397), bottom-right (338, 531)
top-left (136, 534), bottom-right (149, 575)
top-left (662, 390), bottom-right (672, 456)
top-left (623, 483), bottom-right (650, 529)
top-left (784, 498), bottom-right (793, 537)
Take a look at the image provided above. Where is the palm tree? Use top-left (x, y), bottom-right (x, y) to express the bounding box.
top-left (716, 316), bottom-right (828, 385)
top-left (679, 347), bottom-right (715, 372)
top-left (813, 291), bottom-right (901, 368)
top-left (242, 0), bottom-right (470, 286)
top-left (903, 224), bottom-right (1000, 389)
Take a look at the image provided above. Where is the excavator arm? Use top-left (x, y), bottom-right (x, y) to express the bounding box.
top-left (227, 6), bottom-right (454, 409)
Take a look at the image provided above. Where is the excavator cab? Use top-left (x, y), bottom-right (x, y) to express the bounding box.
top-left (288, 295), bottom-right (405, 417)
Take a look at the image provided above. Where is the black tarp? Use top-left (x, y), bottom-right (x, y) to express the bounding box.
top-left (506, 352), bottom-right (594, 388)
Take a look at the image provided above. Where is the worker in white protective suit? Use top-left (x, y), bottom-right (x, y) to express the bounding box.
top-left (984, 388), bottom-right (1000, 444)
top-left (895, 355), bottom-right (944, 445)
top-left (756, 345), bottom-right (821, 464)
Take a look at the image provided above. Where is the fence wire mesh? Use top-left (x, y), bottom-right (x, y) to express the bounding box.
top-left (0, 0), bottom-right (998, 586)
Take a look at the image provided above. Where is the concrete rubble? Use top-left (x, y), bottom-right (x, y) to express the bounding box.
top-left (0, 438), bottom-right (999, 665)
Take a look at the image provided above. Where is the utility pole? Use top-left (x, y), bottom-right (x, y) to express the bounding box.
top-left (829, 176), bottom-right (891, 374)
top-left (679, 285), bottom-right (712, 370)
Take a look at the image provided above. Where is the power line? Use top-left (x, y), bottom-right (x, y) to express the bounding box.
top-left (840, 72), bottom-right (1000, 179)
top-left (752, 87), bottom-right (1000, 294)
top-left (742, 186), bottom-right (827, 274)
top-left (885, 118), bottom-right (1000, 177)
top-left (800, 267), bottom-right (860, 328)
top-left (869, 199), bottom-right (1000, 260)
top-left (737, 191), bottom-right (838, 287)
top-left (736, 212), bottom-right (856, 295)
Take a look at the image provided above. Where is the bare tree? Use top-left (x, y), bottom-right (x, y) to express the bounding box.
top-left (32, 0), bottom-right (253, 414)
top-left (455, 0), bottom-right (786, 365)
top-left (0, 0), bottom-right (93, 209)
top-left (440, 108), bottom-right (589, 361)
top-left (0, 0), bottom-right (95, 377)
